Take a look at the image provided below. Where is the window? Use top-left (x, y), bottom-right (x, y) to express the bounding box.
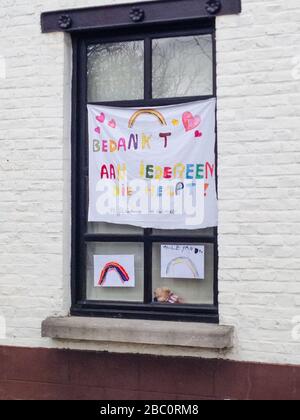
top-left (71, 19), bottom-right (218, 323)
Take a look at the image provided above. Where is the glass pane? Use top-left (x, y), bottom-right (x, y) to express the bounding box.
top-left (87, 41), bottom-right (144, 102)
top-left (152, 35), bottom-right (213, 98)
top-left (88, 222), bottom-right (143, 235)
top-left (152, 228), bottom-right (215, 238)
top-left (152, 243), bottom-right (214, 305)
top-left (86, 242), bottom-right (144, 302)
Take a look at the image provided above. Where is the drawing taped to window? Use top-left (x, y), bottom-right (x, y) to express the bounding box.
top-left (161, 245), bottom-right (205, 279)
top-left (94, 255), bottom-right (135, 288)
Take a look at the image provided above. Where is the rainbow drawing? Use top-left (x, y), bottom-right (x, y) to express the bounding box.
top-left (166, 257), bottom-right (200, 279)
top-left (98, 262), bottom-right (130, 286)
top-left (128, 109), bottom-right (167, 128)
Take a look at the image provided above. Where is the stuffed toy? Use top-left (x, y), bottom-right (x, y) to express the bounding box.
top-left (154, 287), bottom-right (183, 304)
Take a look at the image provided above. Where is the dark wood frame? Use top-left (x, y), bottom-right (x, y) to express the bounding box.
top-left (70, 18), bottom-right (219, 323)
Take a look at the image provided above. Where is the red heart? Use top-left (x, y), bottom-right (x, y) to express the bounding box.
top-left (108, 119), bottom-right (116, 129)
top-left (182, 112), bottom-right (201, 132)
top-left (96, 113), bottom-right (105, 123)
top-left (95, 127), bottom-right (101, 134)
top-left (195, 130), bottom-right (202, 138)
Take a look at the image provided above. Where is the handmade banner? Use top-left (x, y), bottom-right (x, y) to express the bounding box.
top-left (88, 99), bottom-right (217, 229)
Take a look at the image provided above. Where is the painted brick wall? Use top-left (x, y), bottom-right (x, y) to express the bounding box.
top-left (0, 0), bottom-right (299, 365)
top-left (217, 0), bottom-right (300, 364)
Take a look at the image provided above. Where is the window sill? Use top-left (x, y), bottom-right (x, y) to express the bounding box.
top-left (42, 317), bottom-right (234, 350)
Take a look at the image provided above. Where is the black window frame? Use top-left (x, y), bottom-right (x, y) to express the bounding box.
top-left (71, 18), bottom-right (219, 323)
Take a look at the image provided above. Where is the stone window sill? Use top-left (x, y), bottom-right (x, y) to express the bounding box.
top-left (42, 317), bottom-right (234, 351)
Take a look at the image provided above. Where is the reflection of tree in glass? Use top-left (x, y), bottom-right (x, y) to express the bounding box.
top-left (152, 36), bottom-right (213, 98)
top-left (87, 37), bottom-right (212, 102)
top-left (87, 42), bottom-right (144, 102)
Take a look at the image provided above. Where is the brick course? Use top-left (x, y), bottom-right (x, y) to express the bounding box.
top-left (0, 346), bottom-right (299, 400)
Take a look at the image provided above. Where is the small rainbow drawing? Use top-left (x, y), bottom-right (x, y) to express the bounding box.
top-left (128, 109), bottom-right (167, 128)
top-left (166, 257), bottom-right (200, 279)
top-left (98, 262), bottom-right (130, 286)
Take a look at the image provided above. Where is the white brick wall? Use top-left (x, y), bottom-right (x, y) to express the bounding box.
top-left (0, 0), bottom-right (299, 365)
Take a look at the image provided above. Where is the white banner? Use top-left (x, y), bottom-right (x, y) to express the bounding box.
top-left (88, 99), bottom-right (217, 229)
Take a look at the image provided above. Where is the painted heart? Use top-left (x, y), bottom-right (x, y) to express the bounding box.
top-left (95, 127), bottom-right (101, 134)
top-left (182, 112), bottom-right (201, 132)
top-left (172, 119), bottom-right (179, 127)
top-left (195, 130), bottom-right (202, 138)
top-left (108, 119), bottom-right (116, 129)
top-left (96, 113), bottom-right (105, 123)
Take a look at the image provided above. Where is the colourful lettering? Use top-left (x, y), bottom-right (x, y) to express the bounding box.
top-left (118, 138), bottom-right (127, 151)
top-left (196, 164), bottom-right (204, 179)
top-left (159, 132), bottom-right (172, 148)
top-left (186, 164), bottom-right (194, 179)
top-left (142, 134), bottom-right (151, 149)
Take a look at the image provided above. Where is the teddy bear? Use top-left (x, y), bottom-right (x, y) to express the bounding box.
top-left (154, 287), bottom-right (183, 304)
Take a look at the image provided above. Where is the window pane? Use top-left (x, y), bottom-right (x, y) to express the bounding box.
top-left (152, 243), bottom-right (214, 305)
top-left (86, 242), bottom-right (144, 302)
top-left (152, 35), bottom-right (213, 98)
top-left (88, 222), bottom-right (143, 235)
top-left (87, 41), bottom-right (144, 102)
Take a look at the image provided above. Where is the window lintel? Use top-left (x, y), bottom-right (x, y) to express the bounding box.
top-left (41, 0), bottom-right (242, 34)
